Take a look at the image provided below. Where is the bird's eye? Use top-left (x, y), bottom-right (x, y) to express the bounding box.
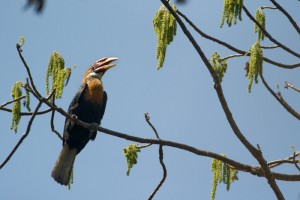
top-left (92, 66), bottom-right (96, 72)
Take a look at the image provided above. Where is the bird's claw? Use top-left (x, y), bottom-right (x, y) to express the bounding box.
top-left (71, 114), bottom-right (78, 120)
top-left (89, 123), bottom-right (99, 133)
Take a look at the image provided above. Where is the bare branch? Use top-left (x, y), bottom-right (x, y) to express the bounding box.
top-left (269, 0), bottom-right (300, 35)
top-left (0, 107), bottom-right (52, 116)
top-left (261, 6), bottom-right (277, 10)
top-left (268, 152), bottom-right (300, 168)
top-left (0, 100), bottom-right (43, 169)
top-left (16, 44), bottom-right (42, 98)
top-left (292, 152), bottom-right (300, 172)
top-left (145, 113), bottom-right (167, 200)
top-left (220, 54), bottom-right (244, 61)
top-left (260, 73), bottom-right (300, 120)
top-left (285, 81), bottom-right (300, 93)
top-left (260, 45), bottom-right (279, 49)
top-left (0, 96), bottom-right (26, 108)
top-left (50, 92), bottom-right (63, 141)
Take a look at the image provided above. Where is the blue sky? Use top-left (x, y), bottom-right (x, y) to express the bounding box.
top-left (1, 0), bottom-right (300, 199)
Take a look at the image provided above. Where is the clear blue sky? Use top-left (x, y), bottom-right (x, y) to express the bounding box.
top-left (1, 0), bottom-right (300, 199)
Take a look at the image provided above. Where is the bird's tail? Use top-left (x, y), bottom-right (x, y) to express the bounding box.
top-left (51, 143), bottom-right (77, 185)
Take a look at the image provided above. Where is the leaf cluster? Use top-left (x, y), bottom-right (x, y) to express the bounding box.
top-left (254, 8), bottom-right (266, 41)
top-left (10, 81), bottom-right (31, 133)
top-left (10, 82), bottom-right (23, 133)
top-left (220, 0), bottom-right (243, 27)
top-left (210, 155), bottom-right (238, 200)
top-left (46, 51), bottom-right (71, 99)
top-left (211, 52), bottom-right (227, 83)
top-left (124, 144), bottom-right (141, 176)
top-left (153, 4), bottom-right (177, 69)
top-left (247, 41), bottom-right (263, 93)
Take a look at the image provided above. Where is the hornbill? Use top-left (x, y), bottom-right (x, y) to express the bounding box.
top-left (51, 57), bottom-right (118, 185)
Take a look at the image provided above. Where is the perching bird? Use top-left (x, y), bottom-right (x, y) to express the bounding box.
top-left (51, 57), bottom-right (118, 185)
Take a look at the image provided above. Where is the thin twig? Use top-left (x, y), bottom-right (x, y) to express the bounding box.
top-left (261, 6), bottom-right (277, 10)
top-left (50, 91), bottom-right (63, 141)
top-left (255, 146), bottom-right (285, 200)
top-left (16, 44), bottom-right (42, 98)
top-left (285, 81), bottom-right (300, 93)
top-left (0, 100), bottom-right (43, 169)
top-left (260, 45), bottom-right (279, 49)
top-left (260, 73), bottom-right (300, 120)
top-left (220, 54), bottom-right (244, 61)
top-left (268, 152), bottom-right (300, 168)
top-left (292, 152), bottom-right (300, 172)
top-left (138, 143), bottom-right (152, 149)
top-left (0, 96), bottom-right (26, 108)
top-left (243, 5), bottom-right (300, 58)
top-left (176, 9), bottom-right (300, 69)
top-left (269, 0), bottom-right (300, 35)
top-left (145, 113), bottom-right (167, 200)
top-left (0, 107), bottom-right (52, 116)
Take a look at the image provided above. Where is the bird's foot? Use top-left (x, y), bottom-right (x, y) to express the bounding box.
top-left (71, 114), bottom-right (78, 120)
top-left (70, 114), bottom-right (78, 127)
top-left (89, 123), bottom-right (99, 133)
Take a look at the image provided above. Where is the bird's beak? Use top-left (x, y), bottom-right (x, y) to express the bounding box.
top-left (92, 57), bottom-right (118, 73)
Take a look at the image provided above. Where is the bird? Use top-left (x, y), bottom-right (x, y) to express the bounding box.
top-left (51, 57), bottom-right (118, 185)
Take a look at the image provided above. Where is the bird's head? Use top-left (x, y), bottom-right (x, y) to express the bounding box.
top-left (83, 57), bottom-right (118, 82)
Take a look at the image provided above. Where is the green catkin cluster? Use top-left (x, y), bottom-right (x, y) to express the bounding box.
top-left (10, 81), bottom-right (23, 133)
top-left (153, 4), bottom-right (177, 70)
top-left (220, 0), bottom-right (243, 27)
top-left (25, 90), bottom-right (31, 112)
top-left (247, 41), bottom-right (263, 93)
top-left (124, 144), bottom-right (141, 176)
top-left (46, 51), bottom-right (70, 99)
top-left (210, 155), bottom-right (238, 200)
top-left (254, 8), bottom-right (266, 41)
top-left (211, 52), bottom-right (227, 83)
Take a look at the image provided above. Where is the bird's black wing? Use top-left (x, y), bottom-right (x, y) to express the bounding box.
top-left (63, 83), bottom-right (87, 145)
top-left (67, 83), bottom-right (87, 114)
top-left (100, 91), bottom-right (107, 122)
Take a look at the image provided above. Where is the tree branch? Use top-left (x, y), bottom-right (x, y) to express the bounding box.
top-left (50, 91), bottom-right (63, 140)
top-left (260, 72), bottom-right (300, 120)
top-left (177, 9), bottom-right (300, 69)
top-left (145, 113), bottom-right (167, 200)
top-left (0, 96), bottom-right (26, 108)
top-left (16, 44), bottom-right (42, 98)
top-left (243, 5), bottom-right (300, 58)
top-left (0, 100), bottom-right (43, 169)
top-left (285, 81), bottom-right (300, 93)
top-left (269, 0), bottom-right (300, 35)
top-left (164, 2), bottom-right (284, 199)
